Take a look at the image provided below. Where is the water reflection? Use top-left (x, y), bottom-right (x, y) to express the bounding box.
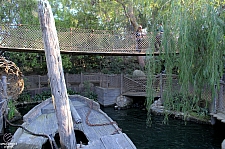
top-left (101, 107), bottom-right (225, 149)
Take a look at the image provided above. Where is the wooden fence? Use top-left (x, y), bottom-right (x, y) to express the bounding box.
top-left (23, 73), bottom-right (225, 114)
top-left (24, 73), bottom-right (175, 97)
top-left (24, 73), bottom-right (123, 95)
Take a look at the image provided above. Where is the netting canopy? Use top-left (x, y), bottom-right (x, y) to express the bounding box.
top-left (0, 56), bottom-right (24, 100)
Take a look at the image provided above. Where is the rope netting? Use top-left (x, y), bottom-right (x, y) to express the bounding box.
top-left (0, 24), bottom-right (169, 54)
top-left (0, 56), bottom-right (24, 100)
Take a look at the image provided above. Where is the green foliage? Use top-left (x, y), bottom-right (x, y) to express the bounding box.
top-left (0, 0), bottom-right (39, 24)
top-left (8, 100), bottom-right (16, 120)
top-left (18, 90), bottom-right (52, 102)
top-left (82, 81), bottom-right (98, 101)
top-left (146, 1), bottom-right (225, 123)
top-left (0, 0), bottom-right (164, 76)
top-left (67, 89), bottom-right (78, 95)
top-left (17, 91), bottom-right (32, 102)
top-left (33, 91), bottom-right (52, 101)
top-left (4, 52), bottom-right (47, 75)
top-left (18, 88), bottom-right (96, 103)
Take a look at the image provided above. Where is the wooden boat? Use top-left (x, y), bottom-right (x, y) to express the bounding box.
top-left (10, 95), bottom-right (136, 149)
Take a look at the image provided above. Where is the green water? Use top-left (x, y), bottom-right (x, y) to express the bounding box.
top-left (102, 107), bottom-right (224, 149)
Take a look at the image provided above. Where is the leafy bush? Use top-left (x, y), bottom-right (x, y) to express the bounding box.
top-left (17, 91), bottom-right (32, 102)
top-left (8, 100), bottom-right (16, 120)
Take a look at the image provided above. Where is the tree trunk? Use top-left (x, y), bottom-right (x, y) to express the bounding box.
top-left (137, 56), bottom-right (145, 69)
top-left (117, 0), bottom-right (145, 68)
top-left (126, 4), bottom-right (145, 68)
top-left (38, 0), bottom-right (76, 149)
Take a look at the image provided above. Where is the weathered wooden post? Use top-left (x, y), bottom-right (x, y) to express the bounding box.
top-left (38, 75), bottom-right (41, 89)
top-left (120, 73), bottom-right (123, 95)
top-left (0, 76), bottom-right (8, 134)
top-left (219, 81), bottom-right (224, 111)
top-left (1, 76), bottom-right (7, 99)
top-left (159, 73), bottom-right (163, 100)
top-left (38, 0), bottom-right (76, 148)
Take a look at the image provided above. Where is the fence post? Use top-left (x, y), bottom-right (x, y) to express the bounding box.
top-left (81, 72), bottom-right (83, 84)
top-left (219, 81), bottom-right (224, 112)
top-left (98, 73), bottom-right (101, 87)
top-left (107, 74), bottom-right (109, 88)
top-left (159, 73), bottom-right (163, 100)
top-left (70, 28), bottom-right (72, 51)
top-left (0, 76), bottom-right (8, 134)
top-left (65, 73), bottom-right (68, 87)
top-left (38, 75), bottom-right (41, 89)
top-left (120, 74), bottom-right (123, 95)
top-left (213, 84), bottom-right (218, 113)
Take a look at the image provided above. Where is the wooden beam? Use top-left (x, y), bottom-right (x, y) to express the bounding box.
top-left (0, 46), bottom-right (179, 56)
top-left (38, 0), bottom-right (76, 149)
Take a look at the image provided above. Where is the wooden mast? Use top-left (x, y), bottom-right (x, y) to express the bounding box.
top-left (38, 0), bottom-right (76, 148)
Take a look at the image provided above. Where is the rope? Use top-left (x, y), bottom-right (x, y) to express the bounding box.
top-left (85, 100), bottom-right (122, 135)
top-left (3, 113), bottom-right (58, 149)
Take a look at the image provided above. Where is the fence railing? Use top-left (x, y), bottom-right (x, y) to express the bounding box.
top-left (0, 24), bottom-right (172, 54)
top-left (123, 76), bottom-right (147, 93)
top-left (213, 81), bottom-right (225, 114)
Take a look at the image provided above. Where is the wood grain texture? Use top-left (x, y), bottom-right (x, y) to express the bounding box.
top-left (38, 0), bottom-right (76, 148)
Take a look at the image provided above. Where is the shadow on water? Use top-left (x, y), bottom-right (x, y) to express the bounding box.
top-left (101, 105), bottom-right (225, 149)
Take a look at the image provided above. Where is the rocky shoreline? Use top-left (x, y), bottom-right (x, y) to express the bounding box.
top-left (150, 98), bottom-right (211, 125)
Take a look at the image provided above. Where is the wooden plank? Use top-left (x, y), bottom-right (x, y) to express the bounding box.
top-left (211, 112), bottom-right (225, 123)
top-left (122, 91), bottom-right (147, 97)
top-left (0, 115), bottom-right (3, 134)
top-left (101, 133), bottom-right (136, 149)
top-left (75, 107), bottom-right (98, 141)
top-left (87, 109), bottom-right (117, 136)
top-left (0, 47), bottom-right (179, 56)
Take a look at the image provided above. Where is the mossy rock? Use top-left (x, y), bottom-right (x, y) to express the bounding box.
top-left (132, 70), bottom-right (146, 78)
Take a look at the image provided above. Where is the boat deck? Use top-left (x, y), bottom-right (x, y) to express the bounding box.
top-left (11, 95), bottom-right (136, 149)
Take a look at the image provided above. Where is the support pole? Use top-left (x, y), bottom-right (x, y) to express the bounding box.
top-left (38, 1), bottom-right (76, 148)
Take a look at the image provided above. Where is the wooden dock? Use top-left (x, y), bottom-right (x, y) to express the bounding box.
top-left (10, 95), bottom-right (136, 149)
top-left (210, 112), bottom-right (225, 123)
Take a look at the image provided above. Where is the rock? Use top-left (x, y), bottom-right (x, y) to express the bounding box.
top-left (116, 95), bottom-right (133, 109)
top-left (132, 70), bottom-right (145, 78)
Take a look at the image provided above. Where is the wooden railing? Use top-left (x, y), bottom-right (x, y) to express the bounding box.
top-left (0, 24), bottom-right (174, 55)
top-left (123, 76), bottom-right (147, 92)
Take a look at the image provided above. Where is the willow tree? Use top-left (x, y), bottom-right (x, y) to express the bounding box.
top-left (146, 0), bottom-right (225, 122)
